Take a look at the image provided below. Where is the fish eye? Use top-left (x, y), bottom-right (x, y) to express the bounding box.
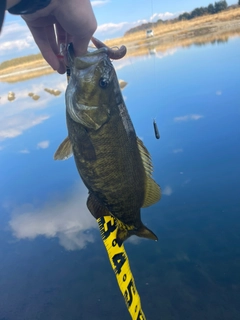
top-left (99, 78), bottom-right (108, 88)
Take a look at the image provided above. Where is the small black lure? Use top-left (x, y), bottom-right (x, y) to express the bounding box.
top-left (153, 119), bottom-right (160, 139)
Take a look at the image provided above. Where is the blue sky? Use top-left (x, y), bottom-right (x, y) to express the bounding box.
top-left (0, 0), bottom-right (237, 61)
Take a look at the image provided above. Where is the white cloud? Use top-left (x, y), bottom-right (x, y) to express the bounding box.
top-left (37, 140), bottom-right (50, 149)
top-left (162, 186), bottom-right (173, 196)
top-left (0, 22), bottom-right (35, 55)
top-left (1, 21), bottom-right (28, 37)
top-left (173, 148), bottom-right (183, 154)
top-left (91, 0), bottom-right (110, 7)
top-left (0, 38), bottom-right (32, 52)
top-left (96, 19), bottom-right (148, 38)
top-left (19, 149), bottom-right (30, 154)
top-left (174, 114), bottom-right (204, 122)
top-left (9, 184), bottom-right (98, 251)
top-left (97, 22), bottom-right (129, 34)
top-left (0, 114), bottom-right (49, 141)
top-left (94, 10), bottom-right (178, 39)
top-left (96, 12), bottom-right (179, 38)
top-left (150, 12), bottom-right (180, 22)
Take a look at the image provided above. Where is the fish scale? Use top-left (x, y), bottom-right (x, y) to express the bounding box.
top-left (55, 43), bottom-right (161, 244)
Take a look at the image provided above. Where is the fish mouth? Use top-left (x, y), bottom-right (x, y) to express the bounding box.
top-left (67, 39), bottom-right (127, 69)
top-left (67, 43), bottom-right (108, 70)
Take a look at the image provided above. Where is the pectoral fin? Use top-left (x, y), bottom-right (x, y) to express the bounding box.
top-left (54, 136), bottom-right (73, 160)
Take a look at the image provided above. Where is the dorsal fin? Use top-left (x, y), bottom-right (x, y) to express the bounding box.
top-left (136, 137), bottom-right (161, 207)
top-left (54, 136), bottom-right (73, 160)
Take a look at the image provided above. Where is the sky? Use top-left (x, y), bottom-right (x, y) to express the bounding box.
top-left (0, 0), bottom-right (237, 62)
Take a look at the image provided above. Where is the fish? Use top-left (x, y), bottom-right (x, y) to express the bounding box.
top-left (54, 38), bottom-right (161, 244)
top-left (153, 119), bottom-right (160, 139)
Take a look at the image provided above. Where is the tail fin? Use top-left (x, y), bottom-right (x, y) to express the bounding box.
top-left (117, 223), bottom-right (158, 245)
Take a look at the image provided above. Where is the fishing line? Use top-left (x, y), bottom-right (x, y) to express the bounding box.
top-left (149, 0), bottom-right (160, 140)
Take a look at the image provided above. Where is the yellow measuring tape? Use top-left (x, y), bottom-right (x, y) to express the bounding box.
top-left (97, 216), bottom-right (146, 320)
top-left (63, 54), bottom-right (146, 320)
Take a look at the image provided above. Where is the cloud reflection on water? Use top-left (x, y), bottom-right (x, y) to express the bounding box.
top-left (113, 47), bottom-right (177, 72)
top-left (174, 114), bottom-right (204, 122)
top-left (162, 186), bottom-right (173, 196)
top-left (0, 78), bottom-right (66, 142)
top-left (19, 149), bottom-right (30, 154)
top-left (0, 114), bottom-right (50, 141)
top-left (173, 148), bottom-right (183, 154)
top-left (37, 140), bottom-right (50, 149)
top-left (9, 184), bottom-right (98, 251)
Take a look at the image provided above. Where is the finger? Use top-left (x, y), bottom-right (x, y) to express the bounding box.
top-left (54, 0), bottom-right (97, 56)
top-left (26, 23), bottom-right (64, 72)
top-left (45, 24), bottom-right (66, 73)
top-left (72, 35), bottom-right (91, 57)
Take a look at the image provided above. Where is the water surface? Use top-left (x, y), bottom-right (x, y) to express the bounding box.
top-left (0, 37), bottom-right (240, 320)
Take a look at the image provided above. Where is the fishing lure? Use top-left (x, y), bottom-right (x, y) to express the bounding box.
top-left (153, 119), bottom-right (160, 139)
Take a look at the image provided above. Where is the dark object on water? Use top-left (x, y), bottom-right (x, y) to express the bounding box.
top-left (55, 39), bottom-right (161, 244)
top-left (153, 119), bottom-right (160, 139)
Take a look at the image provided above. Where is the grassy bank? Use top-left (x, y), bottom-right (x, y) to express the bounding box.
top-left (105, 6), bottom-right (240, 48)
top-left (0, 6), bottom-right (240, 83)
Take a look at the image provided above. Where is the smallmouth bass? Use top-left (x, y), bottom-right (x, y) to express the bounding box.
top-left (55, 39), bottom-right (161, 244)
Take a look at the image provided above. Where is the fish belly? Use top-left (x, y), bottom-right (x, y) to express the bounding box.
top-left (67, 110), bottom-right (145, 226)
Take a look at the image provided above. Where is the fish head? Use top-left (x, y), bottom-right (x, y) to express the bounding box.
top-left (66, 44), bottom-right (118, 130)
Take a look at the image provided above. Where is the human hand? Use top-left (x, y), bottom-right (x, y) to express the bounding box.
top-left (21, 0), bottom-right (97, 74)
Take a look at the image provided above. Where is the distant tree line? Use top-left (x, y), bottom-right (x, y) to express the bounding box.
top-left (0, 53), bottom-right (43, 70)
top-left (125, 0), bottom-right (230, 35)
top-left (179, 1), bottom-right (228, 20)
top-left (125, 20), bottom-right (164, 36)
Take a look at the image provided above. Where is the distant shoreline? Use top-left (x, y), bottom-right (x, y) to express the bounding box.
top-left (105, 6), bottom-right (240, 54)
top-left (0, 7), bottom-right (240, 83)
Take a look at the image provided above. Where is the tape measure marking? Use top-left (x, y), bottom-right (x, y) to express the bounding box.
top-left (97, 216), bottom-right (147, 320)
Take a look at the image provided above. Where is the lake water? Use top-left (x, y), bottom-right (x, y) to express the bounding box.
top-left (0, 36), bottom-right (240, 320)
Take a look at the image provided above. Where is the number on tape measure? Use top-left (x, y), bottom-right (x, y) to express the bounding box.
top-left (97, 216), bottom-right (147, 320)
top-left (98, 216), bottom-right (117, 240)
top-left (137, 310), bottom-right (147, 320)
top-left (112, 252), bottom-right (126, 274)
top-left (124, 278), bottom-right (135, 308)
